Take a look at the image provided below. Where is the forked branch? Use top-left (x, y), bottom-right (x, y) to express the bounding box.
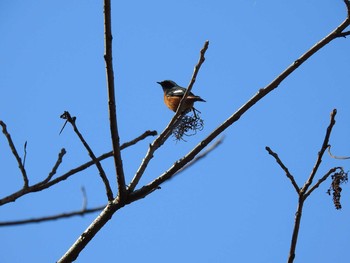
top-left (0, 130), bottom-right (156, 206)
top-left (267, 109), bottom-right (347, 263)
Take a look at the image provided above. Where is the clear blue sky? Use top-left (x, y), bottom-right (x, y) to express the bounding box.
top-left (1, 1), bottom-right (350, 262)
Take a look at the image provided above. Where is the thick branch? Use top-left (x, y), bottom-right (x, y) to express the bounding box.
top-left (57, 200), bottom-right (124, 263)
top-left (104, 0), bottom-right (127, 200)
top-left (287, 198), bottom-right (305, 263)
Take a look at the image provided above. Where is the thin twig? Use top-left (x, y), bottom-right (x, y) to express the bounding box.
top-left (42, 148), bottom-right (67, 184)
top-left (265, 146), bottom-right (300, 194)
top-left (300, 109), bottom-right (337, 194)
top-left (23, 141), bottom-right (27, 168)
top-left (0, 121), bottom-right (29, 188)
top-left (304, 167), bottom-right (343, 199)
top-left (0, 205), bottom-right (105, 226)
top-left (121, 130), bottom-right (157, 148)
top-left (328, 145), bottom-right (350, 159)
top-left (176, 41), bottom-right (209, 114)
top-left (61, 111), bottom-right (114, 201)
top-left (104, 0), bottom-right (127, 201)
top-left (128, 41), bottom-right (209, 193)
top-left (337, 31), bottom-right (350, 37)
top-left (174, 137), bottom-right (223, 176)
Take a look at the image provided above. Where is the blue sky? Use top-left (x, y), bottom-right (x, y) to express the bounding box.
top-left (1, 1), bottom-right (350, 262)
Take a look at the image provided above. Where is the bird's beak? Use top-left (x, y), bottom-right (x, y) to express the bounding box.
top-left (156, 81), bottom-right (161, 84)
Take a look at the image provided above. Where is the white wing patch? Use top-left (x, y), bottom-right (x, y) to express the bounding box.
top-left (172, 89), bottom-right (185, 95)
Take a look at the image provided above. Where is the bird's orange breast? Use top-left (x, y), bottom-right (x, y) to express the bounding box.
top-left (164, 95), bottom-right (195, 112)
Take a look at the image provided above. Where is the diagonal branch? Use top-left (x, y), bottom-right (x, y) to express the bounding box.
top-left (265, 146), bottom-right (300, 194)
top-left (300, 109), bottom-right (337, 194)
top-left (176, 41), bottom-right (209, 114)
top-left (61, 111), bottom-right (114, 201)
top-left (104, 0), bottom-right (127, 201)
top-left (0, 121), bottom-right (29, 188)
top-left (128, 41), bottom-right (209, 193)
top-left (130, 9), bottom-right (350, 198)
top-left (304, 167), bottom-right (343, 199)
top-left (42, 148), bottom-right (67, 184)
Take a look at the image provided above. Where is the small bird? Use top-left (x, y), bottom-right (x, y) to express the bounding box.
top-left (157, 80), bottom-right (206, 113)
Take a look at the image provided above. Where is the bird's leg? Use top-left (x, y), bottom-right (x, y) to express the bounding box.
top-left (192, 107), bottom-right (201, 118)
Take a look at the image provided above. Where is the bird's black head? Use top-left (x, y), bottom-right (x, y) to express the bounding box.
top-left (157, 80), bottom-right (178, 91)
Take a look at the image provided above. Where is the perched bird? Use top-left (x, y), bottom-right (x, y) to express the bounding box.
top-left (157, 80), bottom-right (206, 113)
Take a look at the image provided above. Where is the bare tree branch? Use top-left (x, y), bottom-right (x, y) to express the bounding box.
top-left (131, 7), bottom-right (350, 198)
top-left (0, 148), bottom-right (66, 206)
top-left (300, 109), bottom-right (337, 194)
top-left (286, 108), bottom-right (342, 263)
top-left (0, 130), bottom-right (156, 206)
top-left (42, 148), bottom-right (67, 184)
top-left (58, 2), bottom-right (350, 262)
top-left (0, 121), bottom-right (29, 187)
top-left (0, 206), bottom-right (105, 227)
top-left (287, 198), bottom-right (305, 263)
top-left (128, 41), bottom-right (210, 193)
top-left (0, 133), bottom-right (216, 227)
top-left (265, 146), bottom-right (300, 194)
top-left (61, 111), bottom-right (114, 201)
top-left (176, 41), bottom-right (209, 114)
top-left (104, 0), bottom-right (127, 201)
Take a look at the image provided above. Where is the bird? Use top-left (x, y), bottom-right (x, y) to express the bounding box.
top-left (157, 80), bottom-right (206, 113)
